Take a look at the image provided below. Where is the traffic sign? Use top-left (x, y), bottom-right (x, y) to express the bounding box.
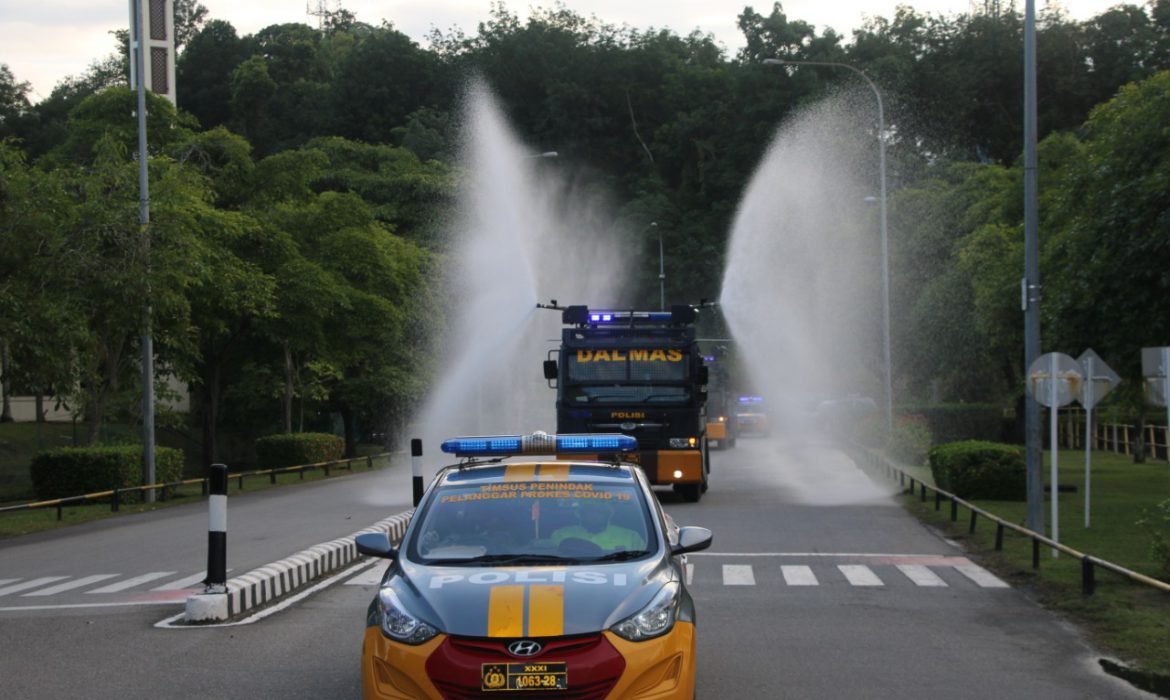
top-left (1076, 349), bottom-right (1120, 409)
top-left (1142, 347), bottom-right (1170, 466)
top-left (1027, 353), bottom-right (1081, 408)
top-left (1026, 352), bottom-right (1082, 552)
top-left (1076, 349), bottom-right (1120, 528)
top-left (1142, 347), bottom-right (1170, 408)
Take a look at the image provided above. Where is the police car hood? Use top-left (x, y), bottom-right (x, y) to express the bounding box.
top-left (391, 556), bottom-right (676, 638)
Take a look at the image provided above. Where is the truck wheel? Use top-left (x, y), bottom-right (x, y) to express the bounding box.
top-left (675, 483), bottom-right (702, 502)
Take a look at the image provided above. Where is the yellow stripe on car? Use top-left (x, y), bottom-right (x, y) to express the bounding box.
top-left (527, 585), bottom-right (565, 637)
top-left (488, 585), bottom-right (525, 637)
top-left (503, 465), bottom-right (537, 482)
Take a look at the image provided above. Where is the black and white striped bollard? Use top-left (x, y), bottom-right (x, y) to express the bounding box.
top-left (411, 439), bottom-right (424, 507)
top-left (206, 463), bottom-right (228, 594)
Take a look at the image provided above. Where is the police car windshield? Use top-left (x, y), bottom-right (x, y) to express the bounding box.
top-left (411, 480), bottom-right (656, 563)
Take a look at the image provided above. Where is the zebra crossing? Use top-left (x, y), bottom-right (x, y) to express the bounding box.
top-left (0, 569), bottom-right (231, 607)
top-left (683, 554), bottom-right (1010, 590)
top-left (2, 554), bottom-right (1010, 607)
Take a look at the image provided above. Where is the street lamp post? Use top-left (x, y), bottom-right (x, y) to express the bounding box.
top-left (764, 58), bottom-right (893, 434)
top-left (651, 222), bottom-right (665, 311)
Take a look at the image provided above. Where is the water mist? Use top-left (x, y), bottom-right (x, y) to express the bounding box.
top-left (720, 90), bottom-right (895, 505)
top-left (411, 81), bottom-right (633, 475)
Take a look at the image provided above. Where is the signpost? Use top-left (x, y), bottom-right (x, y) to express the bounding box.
top-left (1141, 347), bottom-right (1170, 465)
top-left (1075, 350), bottom-right (1120, 527)
top-left (1027, 352), bottom-right (1081, 553)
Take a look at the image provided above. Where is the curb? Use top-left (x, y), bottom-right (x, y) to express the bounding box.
top-left (185, 509), bottom-right (413, 623)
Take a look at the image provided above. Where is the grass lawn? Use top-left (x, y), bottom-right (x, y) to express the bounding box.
top-left (877, 448), bottom-right (1170, 681)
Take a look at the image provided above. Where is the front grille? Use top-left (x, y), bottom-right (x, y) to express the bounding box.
top-left (427, 634), bottom-right (624, 700)
top-left (432, 677), bottom-right (614, 700)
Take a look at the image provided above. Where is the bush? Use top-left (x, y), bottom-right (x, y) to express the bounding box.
top-left (29, 446), bottom-right (184, 501)
top-left (906, 404), bottom-right (1004, 444)
top-left (254, 432), bottom-right (344, 469)
top-left (928, 440), bottom-right (1025, 501)
top-left (1137, 499), bottom-right (1170, 577)
top-left (889, 415), bottom-right (933, 466)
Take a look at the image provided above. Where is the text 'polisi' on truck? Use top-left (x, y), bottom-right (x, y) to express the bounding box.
top-left (540, 304), bottom-right (711, 501)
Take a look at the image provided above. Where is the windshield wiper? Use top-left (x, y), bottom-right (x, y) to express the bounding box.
top-left (427, 554), bottom-right (580, 566)
top-left (586, 550), bottom-right (652, 562)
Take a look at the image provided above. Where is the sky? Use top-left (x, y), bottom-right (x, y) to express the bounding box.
top-left (2, 0), bottom-right (1137, 102)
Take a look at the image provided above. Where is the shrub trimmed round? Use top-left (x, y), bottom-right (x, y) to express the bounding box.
top-left (30, 446), bottom-right (184, 501)
top-left (255, 432), bottom-right (344, 469)
top-left (928, 441), bottom-right (1025, 501)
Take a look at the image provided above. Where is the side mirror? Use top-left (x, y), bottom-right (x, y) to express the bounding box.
top-left (697, 366), bottom-right (709, 385)
top-left (543, 360), bottom-right (558, 380)
top-left (355, 532), bottom-right (396, 559)
top-left (671, 526), bottom-right (713, 556)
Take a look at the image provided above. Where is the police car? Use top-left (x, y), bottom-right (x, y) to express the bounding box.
top-left (355, 432), bottom-right (712, 699)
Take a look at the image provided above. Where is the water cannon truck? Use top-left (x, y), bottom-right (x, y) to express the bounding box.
top-left (541, 304), bottom-right (711, 501)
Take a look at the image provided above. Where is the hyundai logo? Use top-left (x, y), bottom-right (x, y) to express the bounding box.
top-left (507, 640), bottom-right (543, 657)
top-left (620, 421), bottom-right (637, 431)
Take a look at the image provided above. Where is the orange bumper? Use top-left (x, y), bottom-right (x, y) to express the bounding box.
top-left (361, 622), bottom-right (696, 700)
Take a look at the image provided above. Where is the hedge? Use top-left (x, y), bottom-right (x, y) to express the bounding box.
top-left (905, 404), bottom-right (1004, 444)
top-left (254, 432), bottom-right (344, 469)
top-left (29, 446), bottom-right (184, 501)
top-left (928, 440), bottom-right (1026, 501)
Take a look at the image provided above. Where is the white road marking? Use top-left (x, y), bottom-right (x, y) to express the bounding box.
top-left (838, 565), bottom-right (884, 587)
top-left (0, 577), bottom-right (69, 597)
top-left (955, 564), bottom-right (1010, 588)
top-left (22, 574), bottom-right (119, 597)
top-left (152, 571), bottom-right (215, 591)
top-left (722, 564), bottom-right (756, 586)
top-left (88, 571), bottom-right (177, 594)
top-left (897, 565), bottom-right (948, 587)
top-left (781, 565), bottom-right (819, 586)
top-left (685, 563), bottom-right (694, 585)
top-left (0, 579), bottom-right (16, 587)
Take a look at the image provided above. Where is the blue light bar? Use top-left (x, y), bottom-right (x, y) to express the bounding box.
top-left (738, 395), bottom-right (764, 403)
top-left (440, 432), bottom-right (637, 457)
top-left (585, 310), bottom-right (675, 324)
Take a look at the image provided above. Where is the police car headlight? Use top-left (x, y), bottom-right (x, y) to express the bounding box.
top-left (668, 438), bottom-right (697, 448)
top-left (376, 588), bottom-right (439, 645)
top-left (611, 582), bottom-right (679, 641)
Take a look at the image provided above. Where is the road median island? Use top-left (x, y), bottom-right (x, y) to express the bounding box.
top-left (184, 509), bottom-right (413, 623)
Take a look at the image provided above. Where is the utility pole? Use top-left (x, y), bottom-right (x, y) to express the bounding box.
top-left (1023, 0), bottom-right (1044, 533)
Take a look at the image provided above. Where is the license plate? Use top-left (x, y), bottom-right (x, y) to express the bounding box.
top-left (482, 662), bottom-right (568, 692)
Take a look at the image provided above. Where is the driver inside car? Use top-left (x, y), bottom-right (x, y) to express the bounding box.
top-left (551, 501), bottom-right (646, 551)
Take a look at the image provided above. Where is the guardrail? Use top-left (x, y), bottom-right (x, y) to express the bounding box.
top-left (0, 453), bottom-right (392, 522)
top-left (854, 448), bottom-right (1170, 597)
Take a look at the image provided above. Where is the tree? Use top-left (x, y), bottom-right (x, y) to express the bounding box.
top-left (177, 19), bottom-right (251, 129)
top-left (0, 64), bottom-right (31, 140)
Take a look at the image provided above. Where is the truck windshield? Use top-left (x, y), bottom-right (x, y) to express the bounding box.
top-left (568, 386), bottom-right (689, 404)
top-left (565, 348), bottom-right (691, 404)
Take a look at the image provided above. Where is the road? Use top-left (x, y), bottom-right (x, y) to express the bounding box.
top-left (0, 437), bottom-right (1150, 699)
